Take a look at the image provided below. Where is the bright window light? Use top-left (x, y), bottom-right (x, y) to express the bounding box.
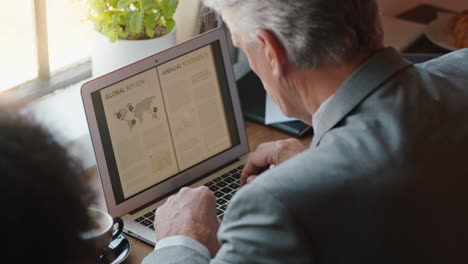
top-left (47, 0), bottom-right (92, 73)
top-left (0, 2), bottom-right (38, 92)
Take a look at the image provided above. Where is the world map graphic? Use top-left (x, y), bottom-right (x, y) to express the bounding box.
top-left (114, 96), bottom-right (159, 131)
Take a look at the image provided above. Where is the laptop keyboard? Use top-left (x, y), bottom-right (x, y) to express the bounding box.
top-left (134, 164), bottom-right (244, 230)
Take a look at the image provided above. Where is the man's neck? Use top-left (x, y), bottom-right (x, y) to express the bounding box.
top-left (290, 49), bottom-right (382, 117)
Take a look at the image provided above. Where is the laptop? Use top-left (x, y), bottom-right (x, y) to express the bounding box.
top-left (81, 27), bottom-right (249, 245)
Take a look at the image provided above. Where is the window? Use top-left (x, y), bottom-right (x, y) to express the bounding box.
top-left (46, 0), bottom-right (92, 73)
top-left (0, 0), bottom-right (220, 98)
top-left (0, 0), bottom-right (92, 95)
top-left (1, 2), bottom-right (38, 92)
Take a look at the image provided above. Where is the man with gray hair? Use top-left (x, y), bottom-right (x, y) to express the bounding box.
top-left (143, 0), bottom-right (468, 263)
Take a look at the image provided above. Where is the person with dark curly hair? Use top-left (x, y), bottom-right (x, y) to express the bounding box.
top-left (1, 110), bottom-right (97, 263)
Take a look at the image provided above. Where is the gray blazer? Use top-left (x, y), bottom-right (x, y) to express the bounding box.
top-left (143, 48), bottom-right (468, 263)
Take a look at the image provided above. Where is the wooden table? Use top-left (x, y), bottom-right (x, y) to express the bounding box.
top-left (86, 121), bottom-right (312, 263)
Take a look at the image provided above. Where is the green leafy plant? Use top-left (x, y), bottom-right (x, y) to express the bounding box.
top-left (81, 0), bottom-right (179, 42)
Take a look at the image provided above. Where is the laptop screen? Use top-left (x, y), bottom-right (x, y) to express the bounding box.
top-left (90, 41), bottom-right (240, 204)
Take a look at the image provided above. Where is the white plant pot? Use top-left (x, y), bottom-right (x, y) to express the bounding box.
top-left (92, 27), bottom-right (177, 77)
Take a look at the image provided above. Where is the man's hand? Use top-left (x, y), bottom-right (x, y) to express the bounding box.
top-left (240, 138), bottom-right (307, 185)
top-left (154, 186), bottom-right (221, 257)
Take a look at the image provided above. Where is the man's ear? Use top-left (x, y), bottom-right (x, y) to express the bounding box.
top-left (255, 29), bottom-right (288, 77)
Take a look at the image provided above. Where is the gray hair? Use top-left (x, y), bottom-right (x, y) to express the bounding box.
top-left (203, 0), bottom-right (383, 68)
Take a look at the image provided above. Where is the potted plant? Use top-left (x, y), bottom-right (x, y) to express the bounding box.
top-left (81, 0), bottom-right (179, 76)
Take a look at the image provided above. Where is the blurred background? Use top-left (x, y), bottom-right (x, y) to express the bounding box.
top-left (0, 0), bottom-right (465, 172)
top-left (1, 0), bottom-right (465, 94)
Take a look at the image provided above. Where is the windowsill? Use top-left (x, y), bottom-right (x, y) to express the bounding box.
top-left (2, 60), bottom-right (92, 101)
